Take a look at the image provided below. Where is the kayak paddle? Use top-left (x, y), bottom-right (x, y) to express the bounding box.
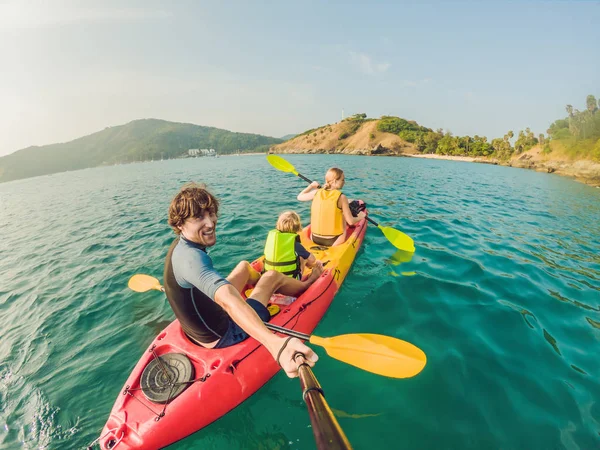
top-left (265, 322), bottom-right (426, 378)
top-left (294, 353), bottom-right (352, 449)
top-left (128, 274), bottom-right (164, 293)
top-left (128, 274), bottom-right (427, 378)
top-left (266, 153), bottom-right (315, 184)
top-left (266, 154), bottom-right (416, 253)
top-left (129, 276), bottom-right (353, 449)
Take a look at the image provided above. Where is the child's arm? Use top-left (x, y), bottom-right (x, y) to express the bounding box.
top-left (305, 253), bottom-right (317, 268)
top-left (296, 241), bottom-right (323, 270)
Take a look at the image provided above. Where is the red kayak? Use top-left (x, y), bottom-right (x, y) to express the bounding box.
top-left (98, 216), bottom-right (367, 449)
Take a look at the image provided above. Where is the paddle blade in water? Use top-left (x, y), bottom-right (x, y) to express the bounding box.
top-left (310, 334), bottom-right (426, 378)
top-left (388, 249), bottom-right (415, 266)
top-left (266, 154), bottom-right (298, 175)
top-left (379, 225), bottom-right (415, 253)
top-left (128, 274), bottom-right (163, 293)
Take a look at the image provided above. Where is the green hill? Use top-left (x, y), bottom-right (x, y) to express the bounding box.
top-left (280, 134), bottom-right (297, 141)
top-left (0, 119), bottom-right (282, 183)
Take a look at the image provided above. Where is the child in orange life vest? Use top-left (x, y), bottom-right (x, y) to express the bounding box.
top-left (263, 211), bottom-right (323, 279)
top-left (297, 168), bottom-right (366, 247)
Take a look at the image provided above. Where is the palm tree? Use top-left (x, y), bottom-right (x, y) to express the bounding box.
top-left (566, 104), bottom-right (574, 117)
top-left (586, 95), bottom-right (597, 113)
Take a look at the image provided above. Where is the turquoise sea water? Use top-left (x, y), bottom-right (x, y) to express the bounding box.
top-left (0, 154), bottom-right (599, 449)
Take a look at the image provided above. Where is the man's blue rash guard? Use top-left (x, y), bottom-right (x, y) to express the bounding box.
top-left (163, 236), bottom-right (232, 344)
top-left (172, 237), bottom-right (230, 299)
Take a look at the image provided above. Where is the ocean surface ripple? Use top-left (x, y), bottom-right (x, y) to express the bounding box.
top-left (0, 155), bottom-right (598, 449)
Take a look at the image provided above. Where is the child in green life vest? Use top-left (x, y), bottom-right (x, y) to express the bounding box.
top-left (263, 211), bottom-right (323, 279)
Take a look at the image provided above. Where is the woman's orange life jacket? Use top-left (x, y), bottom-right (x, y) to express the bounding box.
top-left (311, 189), bottom-right (344, 236)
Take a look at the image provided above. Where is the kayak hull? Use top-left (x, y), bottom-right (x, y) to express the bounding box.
top-left (99, 214), bottom-right (367, 449)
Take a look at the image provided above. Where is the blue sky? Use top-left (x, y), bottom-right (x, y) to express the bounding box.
top-left (0, 0), bottom-right (598, 156)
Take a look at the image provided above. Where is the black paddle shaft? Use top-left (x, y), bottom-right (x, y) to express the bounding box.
top-left (297, 173), bottom-right (314, 184)
top-left (365, 216), bottom-right (379, 227)
top-left (294, 353), bottom-right (353, 450)
top-left (264, 322), bottom-right (311, 340)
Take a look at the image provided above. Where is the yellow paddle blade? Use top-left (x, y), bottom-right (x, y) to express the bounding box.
top-left (379, 225), bottom-right (415, 253)
top-left (128, 274), bottom-right (163, 293)
top-left (266, 154), bottom-right (299, 176)
top-left (309, 334), bottom-right (426, 378)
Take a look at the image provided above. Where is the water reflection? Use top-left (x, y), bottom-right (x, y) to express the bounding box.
top-left (498, 300), bottom-right (538, 329)
top-left (543, 329), bottom-right (561, 356)
top-left (387, 249), bottom-right (414, 266)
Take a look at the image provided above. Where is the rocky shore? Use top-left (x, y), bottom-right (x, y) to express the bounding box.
top-left (271, 147), bottom-right (600, 188)
top-left (271, 119), bottom-right (600, 188)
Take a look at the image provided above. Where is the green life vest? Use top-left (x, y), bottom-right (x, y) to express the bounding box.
top-left (263, 230), bottom-right (301, 278)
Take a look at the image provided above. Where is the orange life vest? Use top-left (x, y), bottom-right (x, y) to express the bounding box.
top-left (311, 189), bottom-right (344, 236)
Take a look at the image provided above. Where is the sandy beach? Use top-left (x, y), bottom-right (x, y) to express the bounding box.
top-left (401, 153), bottom-right (478, 163)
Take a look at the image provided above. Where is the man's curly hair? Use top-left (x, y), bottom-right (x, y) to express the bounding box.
top-left (168, 183), bottom-right (219, 234)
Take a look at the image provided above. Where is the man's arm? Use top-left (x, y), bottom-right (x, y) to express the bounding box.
top-left (214, 284), bottom-right (317, 377)
top-left (176, 245), bottom-right (317, 377)
top-left (214, 285), bottom-right (280, 352)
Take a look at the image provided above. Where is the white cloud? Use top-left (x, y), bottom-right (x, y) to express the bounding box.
top-left (348, 51), bottom-right (390, 75)
top-left (0, 1), bottom-right (171, 30)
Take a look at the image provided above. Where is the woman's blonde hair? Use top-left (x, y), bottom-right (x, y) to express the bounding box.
top-left (324, 167), bottom-right (344, 190)
top-left (276, 211), bottom-right (302, 233)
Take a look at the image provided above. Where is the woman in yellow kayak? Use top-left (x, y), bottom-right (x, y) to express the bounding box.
top-left (297, 167), bottom-right (366, 247)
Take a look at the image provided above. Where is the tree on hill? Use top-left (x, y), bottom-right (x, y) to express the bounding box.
top-left (514, 128), bottom-right (538, 154)
top-left (436, 134), bottom-right (460, 155)
top-left (544, 94), bottom-right (600, 161)
top-left (376, 116), bottom-right (430, 135)
top-left (0, 119), bottom-right (282, 183)
top-left (566, 104), bottom-right (574, 118)
top-left (587, 95), bottom-right (597, 113)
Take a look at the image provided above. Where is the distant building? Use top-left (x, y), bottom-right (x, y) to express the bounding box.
top-left (188, 148), bottom-right (216, 157)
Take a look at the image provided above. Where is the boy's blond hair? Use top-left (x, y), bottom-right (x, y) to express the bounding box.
top-left (276, 211), bottom-right (302, 233)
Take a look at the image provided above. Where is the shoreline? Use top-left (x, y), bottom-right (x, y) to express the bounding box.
top-left (402, 153), bottom-right (478, 163)
top-left (400, 152), bottom-right (600, 187)
top-left (271, 149), bottom-right (600, 188)
top-left (221, 152), bottom-right (266, 157)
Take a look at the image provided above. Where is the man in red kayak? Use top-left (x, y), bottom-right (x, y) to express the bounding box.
top-left (164, 183), bottom-right (322, 378)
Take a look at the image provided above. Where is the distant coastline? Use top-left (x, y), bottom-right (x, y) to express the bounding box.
top-left (403, 153), bottom-right (477, 163)
top-left (270, 149), bottom-right (600, 188)
top-left (2, 101), bottom-right (599, 187)
top-left (0, 118), bottom-right (282, 184)
top-left (400, 151), bottom-right (600, 187)
top-left (271, 105), bottom-right (600, 188)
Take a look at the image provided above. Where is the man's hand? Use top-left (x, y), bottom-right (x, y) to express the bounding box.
top-left (272, 336), bottom-right (318, 378)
